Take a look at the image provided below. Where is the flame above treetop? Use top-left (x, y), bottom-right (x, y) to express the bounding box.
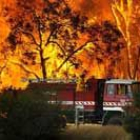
top-left (0, 0), bottom-right (140, 90)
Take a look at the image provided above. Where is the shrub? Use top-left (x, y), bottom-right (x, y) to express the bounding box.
top-left (0, 91), bottom-right (64, 140)
top-left (123, 92), bottom-right (140, 140)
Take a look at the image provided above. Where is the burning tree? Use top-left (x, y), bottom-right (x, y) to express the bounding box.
top-left (0, 0), bottom-right (126, 89)
top-left (73, 20), bottom-right (125, 78)
top-left (112, 0), bottom-right (140, 79)
top-left (96, 21), bottom-right (124, 78)
top-left (2, 0), bottom-right (91, 80)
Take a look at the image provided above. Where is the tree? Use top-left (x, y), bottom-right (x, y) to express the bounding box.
top-left (79, 20), bottom-right (125, 78)
top-left (124, 90), bottom-right (140, 140)
top-left (112, 0), bottom-right (140, 79)
top-left (1, 0), bottom-right (126, 89)
top-left (3, 0), bottom-right (90, 80)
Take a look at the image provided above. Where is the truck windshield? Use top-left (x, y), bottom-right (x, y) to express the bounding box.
top-left (131, 83), bottom-right (140, 94)
top-left (106, 84), bottom-right (128, 96)
top-left (116, 84), bottom-right (134, 97)
top-left (106, 83), bottom-right (140, 97)
top-left (106, 84), bottom-right (115, 95)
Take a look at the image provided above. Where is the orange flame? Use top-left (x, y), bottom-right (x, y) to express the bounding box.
top-left (0, 0), bottom-right (140, 90)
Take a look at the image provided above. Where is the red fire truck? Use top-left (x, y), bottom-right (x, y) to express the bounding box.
top-left (26, 78), bottom-right (140, 125)
top-left (102, 79), bottom-right (140, 125)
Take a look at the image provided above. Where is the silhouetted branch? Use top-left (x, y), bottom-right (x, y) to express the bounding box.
top-left (0, 64), bottom-right (7, 83)
top-left (57, 41), bottom-right (91, 71)
top-left (22, 31), bottom-right (39, 46)
top-left (44, 57), bottom-right (50, 61)
top-left (133, 46), bottom-right (140, 79)
top-left (10, 61), bottom-right (40, 79)
top-left (45, 30), bottom-right (55, 46)
top-left (47, 41), bottom-right (66, 55)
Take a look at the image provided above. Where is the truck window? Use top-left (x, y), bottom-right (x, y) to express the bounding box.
top-left (131, 83), bottom-right (140, 94)
top-left (127, 85), bottom-right (133, 98)
top-left (117, 84), bottom-right (132, 97)
top-left (106, 84), bottom-right (115, 95)
top-left (117, 84), bottom-right (126, 95)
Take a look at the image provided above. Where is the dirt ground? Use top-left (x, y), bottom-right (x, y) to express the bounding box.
top-left (60, 123), bottom-right (132, 140)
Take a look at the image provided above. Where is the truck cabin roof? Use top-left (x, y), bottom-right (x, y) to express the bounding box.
top-left (26, 78), bottom-right (77, 83)
top-left (106, 79), bottom-right (140, 84)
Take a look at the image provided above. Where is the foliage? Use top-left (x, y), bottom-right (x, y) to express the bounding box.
top-left (124, 92), bottom-right (140, 140)
top-left (88, 20), bottom-right (124, 59)
top-left (112, 0), bottom-right (140, 79)
top-left (0, 91), bottom-right (64, 140)
top-left (3, 0), bottom-right (90, 79)
top-left (1, 0), bottom-right (125, 82)
top-left (84, 20), bottom-right (125, 77)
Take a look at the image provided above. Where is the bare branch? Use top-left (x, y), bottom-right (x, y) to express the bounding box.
top-left (47, 41), bottom-right (66, 55)
top-left (0, 64), bottom-right (7, 83)
top-left (22, 30), bottom-right (39, 46)
top-left (38, 21), bottom-right (43, 47)
top-left (133, 46), bottom-right (140, 79)
top-left (45, 30), bottom-right (55, 46)
top-left (9, 61), bottom-right (40, 79)
top-left (33, 14), bottom-right (43, 48)
top-left (44, 57), bottom-right (50, 61)
top-left (57, 41), bottom-right (91, 71)
top-left (0, 64), bottom-right (7, 74)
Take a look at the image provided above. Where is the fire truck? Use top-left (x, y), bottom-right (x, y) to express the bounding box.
top-left (25, 77), bottom-right (140, 125)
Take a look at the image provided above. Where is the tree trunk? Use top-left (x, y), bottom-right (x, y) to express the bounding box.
top-left (132, 47), bottom-right (140, 79)
top-left (39, 48), bottom-right (47, 79)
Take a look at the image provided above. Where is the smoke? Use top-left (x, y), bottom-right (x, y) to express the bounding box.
top-left (68, 0), bottom-right (113, 20)
top-left (0, 0), bottom-right (13, 42)
top-left (0, 19), bottom-right (10, 42)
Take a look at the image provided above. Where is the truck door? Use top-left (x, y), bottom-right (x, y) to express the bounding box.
top-left (104, 83), bottom-right (116, 103)
top-left (96, 79), bottom-right (105, 118)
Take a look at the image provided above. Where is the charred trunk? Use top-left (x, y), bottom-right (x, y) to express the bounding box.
top-left (39, 48), bottom-right (47, 79)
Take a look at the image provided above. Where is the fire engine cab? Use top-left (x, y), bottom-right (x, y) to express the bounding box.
top-left (25, 78), bottom-right (140, 125)
top-left (103, 79), bottom-right (140, 125)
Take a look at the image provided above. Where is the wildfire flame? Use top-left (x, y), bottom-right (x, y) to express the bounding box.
top-left (0, 0), bottom-right (140, 90)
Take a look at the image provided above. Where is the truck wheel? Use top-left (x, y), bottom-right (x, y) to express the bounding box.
top-left (107, 117), bottom-right (122, 126)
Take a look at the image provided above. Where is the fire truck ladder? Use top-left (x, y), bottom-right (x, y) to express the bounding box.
top-left (75, 105), bottom-right (84, 125)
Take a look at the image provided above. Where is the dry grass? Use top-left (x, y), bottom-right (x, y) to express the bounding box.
top-left (60, 124), bottom-right (132, 140)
